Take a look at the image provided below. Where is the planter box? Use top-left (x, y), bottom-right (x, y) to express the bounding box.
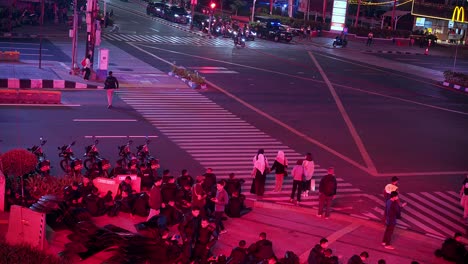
top-left (0, 89), bottom-right (61, 104)
top-left (0, 52), bottom-right (20, 62)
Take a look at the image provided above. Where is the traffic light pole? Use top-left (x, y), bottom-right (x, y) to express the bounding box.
top-left (71, 0), bottom-right (79, 75)
top-left (85, 0), bottom-right (97, 65)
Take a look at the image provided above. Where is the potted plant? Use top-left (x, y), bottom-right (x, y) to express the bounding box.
top-left (189, 72), bottom-right (207, 89)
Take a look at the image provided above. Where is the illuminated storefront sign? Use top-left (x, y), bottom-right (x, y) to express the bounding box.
top-left (331, 0), bottom-right (347, 31)
top-left (412, 2), bottom-right (466, 23)
top-left (452, 6), bottom-right (465, 22)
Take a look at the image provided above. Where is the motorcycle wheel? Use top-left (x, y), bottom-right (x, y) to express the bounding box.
top-left (60, 159), bottom-right (70, 173)
top-left (84, 158), bottom-right (94, 171)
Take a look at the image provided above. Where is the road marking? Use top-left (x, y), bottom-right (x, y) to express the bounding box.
top-left (0, 42), bottom-right (40, 45)
top-left (376, 171), bottom-right (468, 176)
top-left (84, 135), bottom-right (158, 138)
top-left (189, 67), bottom-right (228, 70)
top-left (0, 103), bottom-right (80, 107)
top-left (150, 28), bottom-right (159, 32)
top-left (0, 47), bottom-right (49, 50)
top-left (197, 70), bottom-right (238, 74)
top-left (308, 51), bottom-right (377, 175)
top-left (299, 222), bottom-right (361, 262)
top-left (73, 119), bottom-right (138, 122)
top-left (17, 54), bottom-right (54, 56)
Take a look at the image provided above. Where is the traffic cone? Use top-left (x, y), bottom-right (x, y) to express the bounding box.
top-left (424, 48), bottom-right (429, 55)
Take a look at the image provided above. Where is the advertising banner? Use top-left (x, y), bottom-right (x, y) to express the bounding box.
top-left (412, 1), bottom-right (467, 23)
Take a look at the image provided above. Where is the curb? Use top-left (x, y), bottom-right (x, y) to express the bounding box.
top-left (0, 79), bottom-right (103, 89)
top-left (363, 49), bottom-right (423, 55)
top-left (442, 81), bottom-right (468, 94)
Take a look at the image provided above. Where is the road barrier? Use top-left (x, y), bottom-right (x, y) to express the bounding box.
top-left (0, 89), bottom-right (61, 104)
top-left (0, 51), bottom-right (20, 62)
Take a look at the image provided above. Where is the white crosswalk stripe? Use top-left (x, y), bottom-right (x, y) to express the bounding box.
top-left (116, 87), bottom-right (364, 203)
top-left (116, 87), bottom-right (466, 239)
top-left (364, 192), bottom-right (465, 238)
top-left (102, 33), bottom-right (299, 49)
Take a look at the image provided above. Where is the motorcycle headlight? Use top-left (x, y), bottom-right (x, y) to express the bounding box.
top-left (251, 32), bottom-right (257, 36)
top-left (156, 8), bottom-right (160, 11)
top-left (174, 14), bottom-right (179, 17)
top-left (242, 38), bottom-right (245, 41)
top-left (233, 32), bottom-right (238, 36)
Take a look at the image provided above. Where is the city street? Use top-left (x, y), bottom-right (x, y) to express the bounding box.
top-left (2, 0), bottom-right (468, 247)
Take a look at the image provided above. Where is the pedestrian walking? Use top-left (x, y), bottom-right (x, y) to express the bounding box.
top-left (83, 55), bottom-right (91, 80)
top-left (104, 71), bottom-right (119, 108)
top-left (302, 153), bottom-right (315, 197)
top-left (366, 31), bottom-right (373, 46)
top-left (290, 159), bottom-right (304, 205)
top-left (250, 149), bottom-right (269, 197)
top-left (317, 167), bottom-right (337, 219)
top-left (271, 150), bottom-right (288, 192)
top-left (382, 191), bottom-right (403, 249)
top-left (459, 174), bottom-right (468, 222)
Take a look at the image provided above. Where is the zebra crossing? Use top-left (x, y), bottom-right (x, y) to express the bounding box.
top-left (116, 87), bottom-right (466, 239)
top-left (102, 33), bottom-right (296, 49)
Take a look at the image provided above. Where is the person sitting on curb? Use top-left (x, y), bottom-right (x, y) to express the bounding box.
top-left (347, 251), bottom-right (369, 264)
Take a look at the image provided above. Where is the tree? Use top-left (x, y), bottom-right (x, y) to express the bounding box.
top-left (230, 0), bottom-right (247, 16)
top-left (1, 149), bottom-right (37, 204)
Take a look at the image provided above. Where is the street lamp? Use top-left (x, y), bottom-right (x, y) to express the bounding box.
top-left (251, 0), bottom-right (257, 22)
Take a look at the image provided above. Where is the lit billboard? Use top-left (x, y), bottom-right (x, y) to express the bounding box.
top-left (412, 0), bottom-right (467, 22)
top-left (331, 0), bottom-right (347, 31)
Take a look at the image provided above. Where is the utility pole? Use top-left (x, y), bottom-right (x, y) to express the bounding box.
top-left (354, 0), bottom-right (361, 27)
top-left (190, 0), bottom-right (197, 30)
top-left (85, 0), bottom-right (98, 65)
top-left (71, 0), bottom-right (79, 75)
top-left (322, 0), bottom-right (327, 23)
top-left (251, 0), bottom-right (257, 22)
top-left (39, 0), bottom-right (44, 69)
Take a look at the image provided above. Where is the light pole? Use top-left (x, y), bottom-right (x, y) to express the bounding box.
top-left (354, 0), bottom-right (361, 27)
top-left (190, 0), bottom-right (197, 30)
top-left (251, 0), bottom-right (257, 22)
top-left (391, 0), bottom-right (397, 30)
top-left (71, 0), bottom-right (79, 75)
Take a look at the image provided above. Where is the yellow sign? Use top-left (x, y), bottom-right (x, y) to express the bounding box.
top-left (452, 6), bottom-right (465, 22)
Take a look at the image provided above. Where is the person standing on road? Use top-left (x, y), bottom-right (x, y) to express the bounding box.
top-left (366, 31), bottom-right (374, 46)
top-left (383, 176), bottom-right (399, 201)
top-left (290, 159), bottom-right (304, 205)
top-left (459, 174), bottom-right (468, 222)
top-left (302, 153), bottom-right (315, 197)
top-left (83, 54), bottom-right (91, 80)
top-left (104, 71), bottom-right (119, 108)
top-left (317, 167), bottom-right (337, 219)
top-left (271, 150), bottom-right (288, 192)
top-left (250, 149), bottom-right (269, 197)
top-left (382, 191), bottom-right (402, 250)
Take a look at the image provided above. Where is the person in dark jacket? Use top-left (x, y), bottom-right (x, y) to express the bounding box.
top-left (80, 177), bottom-right (98, 198)
top-left (193, 218), bottom-right (218, 263)
top-left (248, 232), bottom-right (275, 263)
top-left (179, 206), bottom-right (202, 261)
top-left (176, 184), bottom-right (193, 214)
top-left (160, 200), bottom-right (183, 227)
top-left (307, 238), bottom-right (328, 264)
top-left (271, 150), bottom-right (288, 192)
top-left (279, 251), bottom-right (299, 264)
top-left (436, 232), bottom-right (467, 264)
top-left (347, 251), bottom-right (369, 264)
top-left (212, 180), bottom-right (229, 234)
top-left (382, 191), bottom-right (402, 249)
top-left (177, 169), bottom-right (194, 189)
top-left (104, 71), bottom-right (119, 108)
top-left (147, 177), bottom-right (163, 221)
top-left (320, 249), bottom-right (339, 264)
top-left (317, 167), bottom-right (337, 219)
top-left (228, 240), bottom-right (248, 264)
top-left (225, 173), bottom-right (245, 197)
top-left (161, 177), bottom-right (178, 205)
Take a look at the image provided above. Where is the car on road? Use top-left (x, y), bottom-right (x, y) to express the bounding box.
top-left (256, 22), bottom-right (293, 43)
top-left (146, 2), bottom-right (167, 17)
top-left (164, 5), bottom-right (190, 24)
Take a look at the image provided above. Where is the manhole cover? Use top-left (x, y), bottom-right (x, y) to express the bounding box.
top-left (117, 68), bottom-right (133, 71)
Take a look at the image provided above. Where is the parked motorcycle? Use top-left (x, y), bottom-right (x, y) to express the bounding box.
top-left (117, 138), bottom-right (135, 169)
top-left (136, 137), bottom-right (160, 170)
top-left (83, 138), bottom-right (110, 178)
top-left (58, 141), bottom-right (82, 176)
top-left (27, 137), bottom-right (50, 176)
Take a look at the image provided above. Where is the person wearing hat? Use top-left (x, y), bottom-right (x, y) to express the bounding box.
top-left (104, 71), bottom-right (119, 108)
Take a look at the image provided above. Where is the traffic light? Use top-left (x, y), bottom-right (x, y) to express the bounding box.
top-left (210, 2), bottom-right (216, 9)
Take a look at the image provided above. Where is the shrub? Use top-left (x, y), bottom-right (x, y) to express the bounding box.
top-left (443, 70), bottom-right (468, 87)
top-left (1, 149), bottom-right (37, 177)
top-left (26, 174), bottom-right (83, 200)
top-left (189, 72), bottom-right (206, 85)
top-left (0, 242), bottom-right (71, 264)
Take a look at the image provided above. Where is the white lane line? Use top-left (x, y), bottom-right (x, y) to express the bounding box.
top-left (189, 67), bottom-right (228, 70)
top-left (435, 191), bottom-right (460, 205)
top-left (150, 28), bottom-right (159, 32)
top-left (18, 54), bottom-right (54, 56)
top-left (0, 42), bottom-right (40, 45)
top-left (197, 70), bottom-right (239, 74)
top-left (0, 103), bottom-right (81, 107)
top-left (73, 119), bottom-right (138, 122)
top-left (376, 171), bottom-right (468, 177)
top-left (0, 47), bottom-right (49, 50)
top-left (420, 192), bottom-right (462, 215)
top-left (84, 135), bottom-right (158, 138)
top-left (308, 51), bottom-right (377, 175)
